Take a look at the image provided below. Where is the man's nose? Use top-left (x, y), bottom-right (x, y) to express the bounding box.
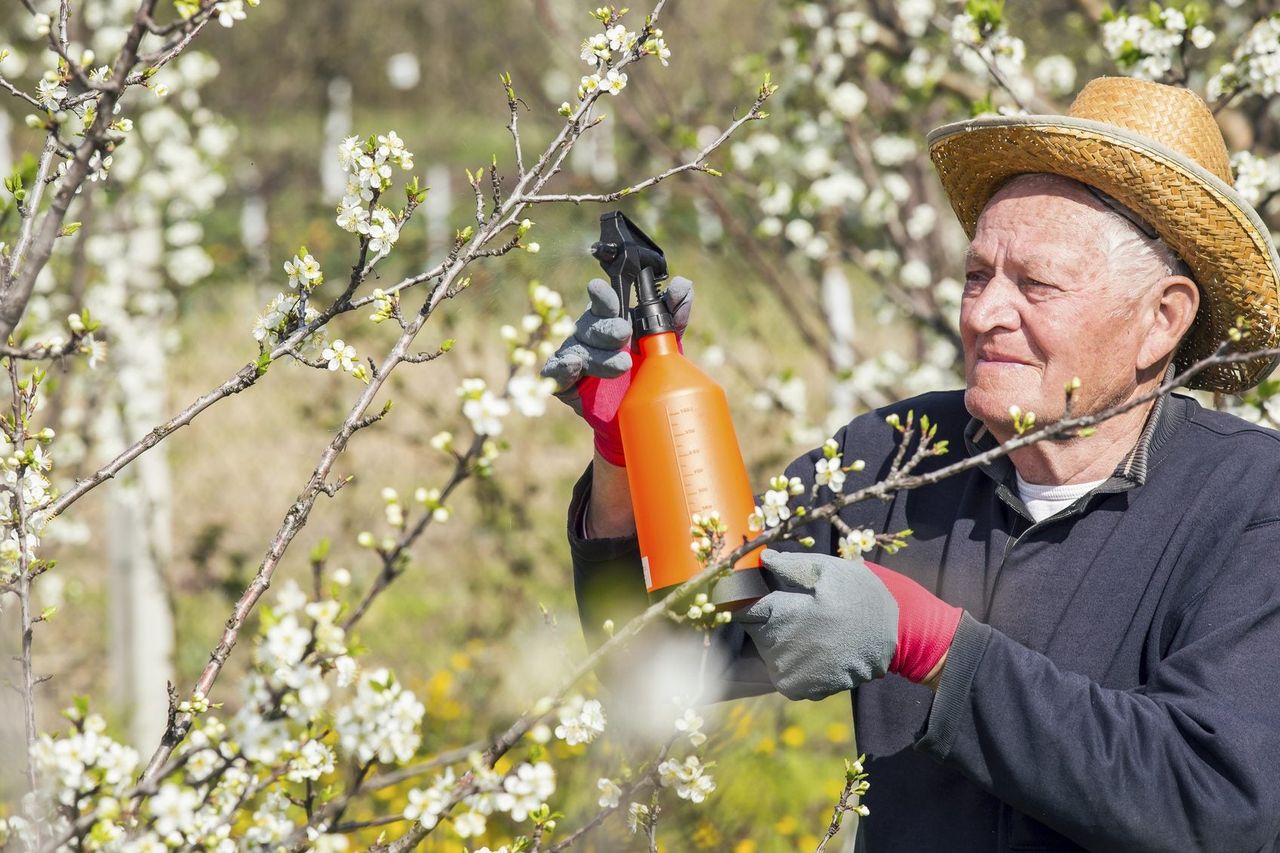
top-left (963, 273), bottom-right (1022, 335)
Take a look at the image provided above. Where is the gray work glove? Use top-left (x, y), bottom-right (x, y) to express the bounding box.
top-left (538, 276), bottom-right (693, 465)
top-left (734, 548), bottom-right (898, 701)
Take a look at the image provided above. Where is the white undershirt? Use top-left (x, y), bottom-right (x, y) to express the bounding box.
top-left (1015, 473), bottom-right (1107, 523)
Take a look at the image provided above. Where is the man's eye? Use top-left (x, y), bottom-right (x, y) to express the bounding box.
top-left (963, 271), bottom-right (988, 289)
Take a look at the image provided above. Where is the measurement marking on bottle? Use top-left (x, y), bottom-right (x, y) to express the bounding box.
top-left (666, 405), bottom-right (715, 519)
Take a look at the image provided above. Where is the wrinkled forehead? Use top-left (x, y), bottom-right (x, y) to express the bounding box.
top-left (970, 175), bottom-right (1116, 272)
top-left (981, 174), bottom-right (1112, 225)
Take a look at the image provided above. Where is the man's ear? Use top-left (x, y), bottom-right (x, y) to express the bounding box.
top-left (1137, 274), bottom-right (1199, 372)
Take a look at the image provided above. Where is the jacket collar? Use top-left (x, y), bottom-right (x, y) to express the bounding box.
top-left (963, 391), bottom-right (1185, 498)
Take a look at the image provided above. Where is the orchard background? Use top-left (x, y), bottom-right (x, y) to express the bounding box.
top-left (1, 0), bottom-right (1279, 850)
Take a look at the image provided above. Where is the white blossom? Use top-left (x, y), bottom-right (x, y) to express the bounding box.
top-left (37, 75), bottom-right (66, 111)
top-left (334, 668), bottom-right (425, 765)
top-left (674, 707), bottom-right (707, 746)
top-left (553, 695), bottom-right (606, 745)
top-left (148, 783), bottom-right (200, 840)
top-left (602, 68), bottom-right (628, 95)
top-left (494, 761), bottom-right (555, 821)
top-left (459, 379), bottom-right (511, 436)
top-left (1232, 151), bottom-right (1280, 206)
top-left (259, 614), bottom-right (310, 670)
top-left (581, 32), bottom-right (610, 66)
top-left (284, 252), bottom-right (323, 290)
top-left (838, 529), bottom-right (878, 559)
top-left (657, 755), bottom-right (716, 803)
top-left (627, 802), bottom-right (650, 834)
top-left (366, 207), bottom-right (400, 254)
top-left (322, 339), bottom-right (357, 373)
top-left (896, 0), bottom-right (933, 38)
top-left (1033, 55), bottom-right (1076, 96)
top-left (507, 373), bottom-right (556, 417)
top-left (214, 0), bottom-right (247, 27)
top-left (335, 193), bottom-right (366, 233)
top-left (287, 739), bottom-right (336, 782)
top-left (870, 135), bottom-right (917, 167)
top-left (815, 456), bottom-right (847, 492)
top-left (455, 810), bottom-right (487, 838)
top-left (597, 777), bottom-right (622, 809)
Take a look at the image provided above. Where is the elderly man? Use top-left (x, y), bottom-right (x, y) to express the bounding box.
top-left (542, 77), bottom-right (1280, 851)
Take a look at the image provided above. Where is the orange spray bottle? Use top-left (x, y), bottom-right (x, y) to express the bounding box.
top-left (592, 212), bottom-right (767, 606)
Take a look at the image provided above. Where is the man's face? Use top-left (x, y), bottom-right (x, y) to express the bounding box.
top-left (960, 177), bottom-right (1148, 437)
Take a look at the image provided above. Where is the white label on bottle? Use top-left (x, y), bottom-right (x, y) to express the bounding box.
top-left (641, 555), bottom-right (652, 588)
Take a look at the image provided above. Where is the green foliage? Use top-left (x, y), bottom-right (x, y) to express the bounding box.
top-left (965, 0), bottom-right (1006, 32)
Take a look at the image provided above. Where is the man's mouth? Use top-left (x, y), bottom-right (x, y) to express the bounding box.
top-left (975, 351), bottom-right (1032, 365)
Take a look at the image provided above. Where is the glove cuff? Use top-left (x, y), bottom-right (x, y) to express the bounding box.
top-left (594, 430), bottom-right (626, 467)
top-left (865, 562), bottom-right (963, 683)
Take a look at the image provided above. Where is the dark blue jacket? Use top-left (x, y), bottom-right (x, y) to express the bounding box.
top-left (567, 390), bottom-right (1280, 852)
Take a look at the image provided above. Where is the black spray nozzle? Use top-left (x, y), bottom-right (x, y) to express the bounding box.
top-left (591, 211), bottom-right (674, 339)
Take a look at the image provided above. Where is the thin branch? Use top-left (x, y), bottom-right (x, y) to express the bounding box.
top-left (520, 87), bottom-right (771, 205)
top-left (330, 813), bottom-right (406, 833)
top-left (45, 244), bottom-right (380, 520)
top-left (961, 41), bottom-right (1030, 112)
top-left (504, 73), bottom-right (527, 178)
top-left (545, 744), bottom-right (670, 852)
top-left (0, 75), bottom-right (44, 110)
top-left (8, 135), bottom-right (62, 292)
top-left (0, 335), bottom-right (87, 360)
top-left (814, 772), bottom-right (859, 853)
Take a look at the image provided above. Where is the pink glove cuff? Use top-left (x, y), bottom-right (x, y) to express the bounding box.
top-left (593, 430), bottom-right (627, 467)
top-left (580, 334), bottom-right (685, 469)
top-left (865, 562), bottom-right (962, 683)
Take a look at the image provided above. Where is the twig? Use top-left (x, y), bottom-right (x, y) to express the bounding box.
top-left (0, 75), bottom-right (44, 110)
top-left (45, 244), bottom-right (380, 521)
top-left (814, 766), bottom-right (861, 853)
top-left (0, 336), bottom-right (86, 360)
top-left (8, 135), bottom-right (62, 292)
top-left (520, 83), bottom-right (771, 204)
top-left (504, 72), bottom-right (526, 178)
top-left (645, 789), bottom-right (660, 853)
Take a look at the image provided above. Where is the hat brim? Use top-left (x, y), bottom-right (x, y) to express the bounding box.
top-left (928, 114), bottom-right (1280, 393)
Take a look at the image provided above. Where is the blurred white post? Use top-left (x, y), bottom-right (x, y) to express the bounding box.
top-left (320, 77), bottom-right (353, 202)
top-left (822, 257), bottom-right (858, 425)
top-left (424, 164), bottom-right (452, 253)
top-left (239, 165), bottom-right (270, 283)
top-left (102, 315), bottom-right (175, 750)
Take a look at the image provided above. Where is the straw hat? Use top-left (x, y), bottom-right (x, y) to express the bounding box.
top-left (927, 76), bottom-right (1280, 393)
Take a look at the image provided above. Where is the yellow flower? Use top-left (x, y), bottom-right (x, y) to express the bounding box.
top-left (780, 725), bottom-right (805, 748)
top-left (449, 651), bottom-right (471, 671)
top-left (825, 722), bottom-right (852, 744)
top-left (755, 736), bottom-right (776, 755)
top-left (730, 708), bottom-right (754, 740)
top-left (693, 821), bottom-right (722, 848)
top-left (733, 840), bottom-right (758, 853)
top-left (774, 815), bottom-right (799, 835)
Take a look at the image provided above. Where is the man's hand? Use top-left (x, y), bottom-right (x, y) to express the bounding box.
top-left (539, 276), bottom-right (693, 466)
top-left (735, 549), bottom-right (962, 701)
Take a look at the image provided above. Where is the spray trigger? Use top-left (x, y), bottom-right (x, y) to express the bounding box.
top-left (591, 211), bottom-right (674, 339)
